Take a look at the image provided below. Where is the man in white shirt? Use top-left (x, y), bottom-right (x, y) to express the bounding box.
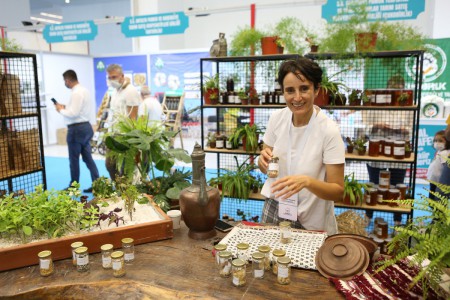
top-left (104, 64), bottom-right (140, 180)
top-left (55, 70), bottom-right (99, 192)
top-left (138, 85), bottom-right (164, 125)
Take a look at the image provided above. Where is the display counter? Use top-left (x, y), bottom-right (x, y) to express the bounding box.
top-left (0, 222), bottom-right (342, 299)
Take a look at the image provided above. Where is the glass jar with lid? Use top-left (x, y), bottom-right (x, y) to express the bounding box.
top-left (251, 252), bottom-right (265, 279)
top-left (368, 139), bottom-right (380, 157)
top-left (387, 189), bottom-right (400, 207)
top-left (277, 256), bottom-right (291, 285)
top-left (257, 245), bottom-right (271, 271)
top-left (379, 170), bottom-right (391, 189)
top-left (384, 139), bottom-right (393, 157)
top-left (393, 140), bottom-right (405, 159)
top-left (377, 221), bottom-right (389, 239)
top-left (75, 246), bottom-right (89, 272)
top-left (111, 251), bottom-right (126, 277)
top-left (38, 250), bottom-right (54, 277)
top-left (236, 243), bottom-right (250, 264)
top-left (271, 249), bottom-right (286, 275)
top-left (396, 183), bottom-right (407, 199)
top-left (267, 156), bottom-right (279, 178)
top-left (367, 188), bottom-right (378, 206)
top-left (231, 259), bottom-right (246, 287)
top-left (218, 251), bottom-right (232, 277)
top-left (216, 134), bottom-right (224, 149)
top-left (100, 244), bottom-right (114, 269)
top-left (279, 221), bottom-right (292, 244)
top-left (214, 243), bottom-right (227, 268)
top-left (121, 238), bottom-right (135, 262)
top-left (70, 241), bottom-right (83, 266)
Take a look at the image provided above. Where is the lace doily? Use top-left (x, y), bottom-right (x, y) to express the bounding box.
top-left (219, 224), bottom-right (327, 270)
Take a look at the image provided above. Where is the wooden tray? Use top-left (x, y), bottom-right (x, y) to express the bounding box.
top-left (0, 199), bottom-right (173, 272)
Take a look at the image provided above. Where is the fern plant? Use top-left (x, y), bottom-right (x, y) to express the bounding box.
top-left (377, 181), bottom-right (450, 299)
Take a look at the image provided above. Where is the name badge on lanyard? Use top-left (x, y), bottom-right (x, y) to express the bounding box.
top-left (278, 108), bottom-right (317, 221)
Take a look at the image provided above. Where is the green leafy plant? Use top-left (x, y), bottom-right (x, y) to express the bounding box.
top-left (377, 181), bottom-right (450, 299)
top-left (214, 156), bottom-right (258, 201)
top-left (354, 137), bottom-right (368, 153)
top-left (0, 38), bottom-right (22, 52)
top-left (203, 74), bottom-right (219, 91)
top-left (343, 173), bottom-right (367, 205)
top-left (92, 176), bottom-right (117, 199)
top-left (229, 26), bottom-right (264, 56)
top-left (228, 123), bottom-right (265, 153)
top-left (270, 17), bottom-right (308, 55)
top-left (320, 71), bottom-right (349, 100)
top-left (237, 88), bottom-right (248, 100)
top-left (397, 92), bottom-right (410, 105)
top-left (122, 185), bottom-right (139, 221)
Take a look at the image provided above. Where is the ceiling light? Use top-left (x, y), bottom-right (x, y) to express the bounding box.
top-left (40, 12), bottom-right (63, 20)
top-left (30, 16), bottom-right (61, 24)
top-left (65, 0), bottom-right (70, 3)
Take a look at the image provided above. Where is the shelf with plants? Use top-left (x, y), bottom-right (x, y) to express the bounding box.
top-left (308, 50), bottom-right (423, 222)
top-left (203, 104), bottom-right (286, 109)
top-left (0, 51), bottom-right (46, 195)
top-left (204, 147), bottom-right (261, 155)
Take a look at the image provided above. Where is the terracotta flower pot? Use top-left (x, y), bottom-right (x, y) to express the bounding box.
top-left (250, 98), bottom-right (260, 105)
top-left (204, 88), bottom-right (219, 105)
top-left (241, 98), bottom-right (249, 105)
top-left (315, 88), bottom-right (330, 106)
top-left (261, 36), bottom-right (280, 55)
top-left (310, 45), bottom-right (319, 53)
top-left (355, 32), bottom-right (377, 52)
top-left (347, 145), bottom-right (354, 154)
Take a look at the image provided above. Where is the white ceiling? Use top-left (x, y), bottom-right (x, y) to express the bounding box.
top-left (29, 0), bottom-right (128, 17)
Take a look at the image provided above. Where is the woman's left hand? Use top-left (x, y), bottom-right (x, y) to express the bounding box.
top-left (271, 175), bottom-right (311, 200)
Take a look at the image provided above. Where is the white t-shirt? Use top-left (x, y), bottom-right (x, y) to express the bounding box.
top-left (60, 84), bottom-right (94, 125)
top-left (108, 83), bottom-right (141, 130)
top-left (138, 96), bottom-right (164, 124)
top-left (427, 149), bottom-right (450, 182)
top-left (262, 106), bottom-right (345, 234)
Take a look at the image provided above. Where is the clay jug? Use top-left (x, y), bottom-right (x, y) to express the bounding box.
top-left (179, 143), bottom-right (220, 240)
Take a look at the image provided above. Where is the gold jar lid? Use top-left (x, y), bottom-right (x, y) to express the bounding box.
top-left (231, 258), bottom-right (246, 267)
top-left (111, 251), bottom-right (124, 259)
top-left (218, 251), bottom-right (232, 258)
top-left (74, 246), bottom-right (88, 254)
top-left (214, 243), bottom-right (227, 251)
top-left (257, 245), bottom-right (271, 253)
top-left (279, 221), bottom-right (291, 228)
top-left (252, 252), bottom-right (265, 260)
top-left (236, 243), bottom-right (249, 250)
top-left (272, 249), bottom-right (286, 257)
top-left (277, 256), bottom-right (291, 265)
top-left (100, 244), bottom-right (114, 251)
top-left (38, 250), bottom-right (52, 258)
top-left (71, 241), bottom-right (83, 249)
top-left (121, 238), bottom-right (134, 244)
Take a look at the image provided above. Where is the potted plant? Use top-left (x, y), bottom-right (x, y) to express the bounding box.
top-left (331, 92), bottom-right (347, 106)
top-left (271, 17), bottom-right (309, 55)
top-left (316, 71), bottom-right (349, 106)
top-left (248, 87), bottom-right (260, 105)
top-left (354, 137), bottom-right (367, 155)
top-left (377, 181), bottom-right (450, 299)
top-left (237, 88), bottom-right (249, 105)
top-left (229, 26), bottom-right (264, 56)
top-left (203, 74), bottom-right (219, 105)
top-left (345, 137), bottom-right (355, 154)
top-left (343, 173), bottom-right (367, 205)
top-left (207, 132), bottom-right (216, 148)
top-left (229, 123), bottom-right (265, 153)
top-left (397, 91), bottom-right (413, 106)
top-left (348, 89), bottom-right (362, 106)
top-left (209, 91), bottom-right (219, 105)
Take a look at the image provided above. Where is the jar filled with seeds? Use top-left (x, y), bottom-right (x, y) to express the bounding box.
top-left (267, 157), bottom-right (279, 178)
top-left (75, 246), bottom-right (89, 272)
top-left (218, 251), bottom-right (232, 278)
top-left (100, 244), bottom-right (114, 269)
top-left (70, 241), bottom-right (83, 266)
top-left (272, 249), bottom-right (286, 275)
top-left (279, 221), bottom-right (292, 244)
top-left (231, 259), bottom-right (246, 287)
top-left (111, 251), bottom-right (126, 277)
top-left (236, 243), bottom-right (250, 264)
top-left (121, 238), bottom-right (135, 262)
top-left (251, 252), bottom-right (265, 279)
top-left (277, 256), bottom-right (291, 285)
top-left (38, 250), bottom-right (54, 277)
top-left (257, 245), bottom-right (271, 271)
top-left (214, 243), bottom-right (227, 268)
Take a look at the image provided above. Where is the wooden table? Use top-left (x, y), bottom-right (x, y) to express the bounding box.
top-left (0, 222), bottom-right (343, 299)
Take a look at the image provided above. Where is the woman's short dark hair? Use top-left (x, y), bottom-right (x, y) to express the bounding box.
top-left (277, 57), bottom-right (323, 90)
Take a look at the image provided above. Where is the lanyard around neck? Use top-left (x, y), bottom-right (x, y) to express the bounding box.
top-left (286, 108), bottom-right (317, 175)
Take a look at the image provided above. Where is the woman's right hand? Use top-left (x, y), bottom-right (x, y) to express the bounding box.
top-left (258, 147), bottom-right (273, 174)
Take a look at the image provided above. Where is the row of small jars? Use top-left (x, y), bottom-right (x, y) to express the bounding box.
top-left (215, 243), bottom-right (291, 286)
top-left (37, 238), bottom-right (135, 278)
top-left (364, 182), bottom-right (408, 207)
top-left (217, 91), bottom-right (286, 105)
top-left (366, 139), bottom-right (411, 159)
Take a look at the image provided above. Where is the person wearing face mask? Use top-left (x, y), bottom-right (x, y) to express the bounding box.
top-left (427, 130), bottom-right (450, 200)
top-left (55, 70), bottom-right (99, 192)
top-left (258, 58), bottom-right (345, 235)
top-left (104, 64), bottom-right (141, 181)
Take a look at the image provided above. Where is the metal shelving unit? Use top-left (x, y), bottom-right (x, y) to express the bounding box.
top-left (0, 51), bottom-right (46, 194)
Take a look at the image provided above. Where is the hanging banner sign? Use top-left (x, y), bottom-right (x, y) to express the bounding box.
top-left (43, 21), bottom-right (98, 43)
top-left (322, 0), bottom-right (425, 23)
top-left (121, 12), bottom-right (189, 37)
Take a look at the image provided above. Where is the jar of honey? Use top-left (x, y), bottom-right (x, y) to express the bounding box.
top-left (377, 187), bottom-right (388, 204)
top-left (384, 139), bottom-right (393, 157)
top-left (379, 139), bottom-right (385, 155)
top-left (387, 188), bottom-right (400, 207)
top-left (368, 139), bottom-right (380, 157)
top-left (396, 184), bottom-right (407, 199)
top-left (379, 170), bottom-right (390, 189)
top-left (377, 221), bottom-right (388, 239)
top-left (367, 188), bottom-right (378, 206)
top-left (393, 140), bottom-right (405, 159)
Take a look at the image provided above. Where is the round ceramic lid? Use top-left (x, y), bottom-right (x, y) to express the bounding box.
top-left (316, 237), bottom-right (369, 280)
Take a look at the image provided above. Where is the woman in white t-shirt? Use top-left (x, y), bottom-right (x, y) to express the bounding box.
top-left (258, 58), bottom-right (345, 235)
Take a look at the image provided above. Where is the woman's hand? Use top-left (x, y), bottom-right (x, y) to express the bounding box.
top-left (271, 175), bottom-right (311, 200)
top-left (258, 146), bottom-right (273, 174)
